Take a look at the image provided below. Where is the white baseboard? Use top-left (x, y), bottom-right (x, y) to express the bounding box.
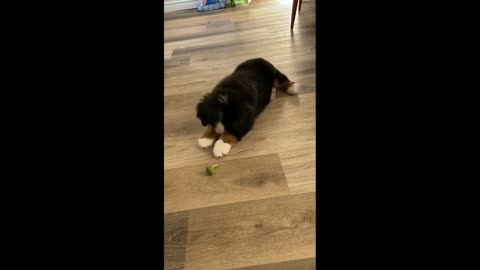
top-left (164, 0), bottom-right (198, 13)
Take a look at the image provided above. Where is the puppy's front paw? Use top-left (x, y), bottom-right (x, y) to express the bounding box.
top-left (286, 83), bottom-right (298, 95)
top-left (198, 137), bottom-right (214, 148)
top-left (213, 139), bottom-right (231, 158)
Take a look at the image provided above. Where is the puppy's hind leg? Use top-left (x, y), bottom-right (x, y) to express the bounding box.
top-left (198, 126), bottom-right (218, 148)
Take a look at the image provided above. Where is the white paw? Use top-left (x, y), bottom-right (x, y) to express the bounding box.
top-left (213, 139), bottom-right (231, 158)
top-left (286, 83), bottom-right (298, 95)
top-left (198, 137), bottom-right (214, 148)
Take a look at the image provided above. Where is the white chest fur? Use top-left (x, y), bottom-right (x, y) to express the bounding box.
top-left (215, 122), bottom-right (225, 134)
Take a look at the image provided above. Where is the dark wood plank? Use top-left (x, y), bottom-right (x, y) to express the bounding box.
top-left (165, 211), bottom-right (189, 270)
top-left (185, 192), bottom-right (315, 270)
top-left (171, 41), bottom-right (237, 57)
top-left (229, 258), bottom-right (316, 270)
top-left (165, 55), bottom-right (191, 68)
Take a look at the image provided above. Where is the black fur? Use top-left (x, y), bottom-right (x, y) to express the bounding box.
top-left (196, 58), bottom-right (292, 141)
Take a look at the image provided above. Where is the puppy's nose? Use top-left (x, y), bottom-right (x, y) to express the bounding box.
top-left (201, 121), bottom-right (207, 126)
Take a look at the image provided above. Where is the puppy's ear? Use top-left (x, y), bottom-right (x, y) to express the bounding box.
top-left (197, 93), bottom-right (210, 107)
top-left (196, 98), bottom-right (204, 110)
top-left (196, 94), bottom-right (208, 113)
top-left (200, 93), bottom-right (210, 101)
top-left (217, 94), bottom-right (228, 104)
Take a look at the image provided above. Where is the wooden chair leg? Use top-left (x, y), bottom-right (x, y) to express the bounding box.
top-left (290, 0), bottom-right (299, 30)
top-left (298, 0), bottom-right (303, 12)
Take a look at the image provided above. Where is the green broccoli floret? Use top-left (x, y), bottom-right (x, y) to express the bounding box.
top-left (206, 164), bottom-right (219, 175)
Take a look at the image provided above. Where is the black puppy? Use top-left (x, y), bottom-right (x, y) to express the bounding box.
top-left (196, 58), bottom-right (297, 158)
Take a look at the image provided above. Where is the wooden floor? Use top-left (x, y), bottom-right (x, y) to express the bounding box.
top-left (164, 1), bottom-right (315, 269)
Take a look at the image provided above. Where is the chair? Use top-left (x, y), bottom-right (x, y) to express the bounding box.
top-left (290, 0), bottom-right (303, 30)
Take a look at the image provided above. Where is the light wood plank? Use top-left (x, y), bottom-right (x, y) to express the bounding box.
top-left (165, 153), bottom-right (289, 213)
top-left (164, 25), bottom-right (207, 41)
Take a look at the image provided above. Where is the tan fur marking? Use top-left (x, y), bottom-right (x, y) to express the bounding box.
top-left (201, 127), bottom-right (218, 139)
top-left (273, 79), bottom-right (281, 89)
top-left (220, 132), bottom-right (238, 145)
top-left (274, 79), bottom-right (296, 91)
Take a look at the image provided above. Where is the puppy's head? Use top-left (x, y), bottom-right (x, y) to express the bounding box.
top-left (196, 93), bottom-right (228, 127)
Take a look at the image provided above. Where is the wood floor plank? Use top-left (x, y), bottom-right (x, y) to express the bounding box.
top-left (164, 25), bottom-right (207, 41)
top-left (167, 34), bottom-right (315, 71)
top-left (228, 258), bottom-right (316, 270)
top-left (184, 193), bottom-right (316, 270)
top-left (165, 51), bottom-right (315, 78)
top-left (165, 153), bottom-right (289, 213)
top-left (165, 211), bottom-right (189, 270)
top-left (187, 36), bottom-right (315, 62)
top-left (164, 91), bottom-right (205, 115)
top-left (165, 55), bottom-right (191, 68)
top-left (165, 51), bottom-right (315, 79)
top-left (165, 27), bottom-right (271, 52)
